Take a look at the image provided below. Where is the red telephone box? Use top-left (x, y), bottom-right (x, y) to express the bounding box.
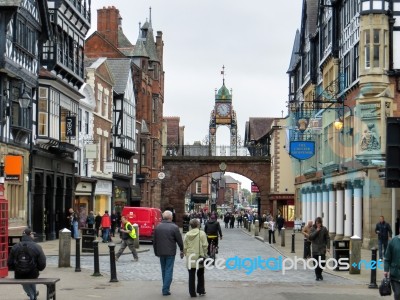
top-left (0, 183), bottom-right (8, 278)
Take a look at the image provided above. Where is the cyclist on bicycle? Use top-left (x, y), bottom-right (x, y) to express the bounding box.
top-left (204, 214), bottom-right (223, 255)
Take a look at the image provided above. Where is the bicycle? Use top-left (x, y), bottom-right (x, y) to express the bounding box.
top-left (207, 236), bottom-right (219, 264)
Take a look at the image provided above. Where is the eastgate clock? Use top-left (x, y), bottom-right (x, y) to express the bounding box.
top-left (217, 103), bottom-right (230, 117)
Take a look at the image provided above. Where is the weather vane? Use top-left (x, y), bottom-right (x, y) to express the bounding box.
top-left (221, 65), bottom-right (225, 84)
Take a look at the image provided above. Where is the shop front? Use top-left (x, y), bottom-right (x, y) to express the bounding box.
top-left (269, 194), bottom-right (295, 228)
top-left (75, 181), bottom-right (95, 228)
top-left (94, 179), bottom-right (112, 215)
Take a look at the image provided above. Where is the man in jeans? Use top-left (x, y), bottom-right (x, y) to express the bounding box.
top-left (115, 216), bottom-right (139, 262)
top-left (153, 210), bottom-right (184, 296)
top-left (376, 215), bottom-right (393, 261)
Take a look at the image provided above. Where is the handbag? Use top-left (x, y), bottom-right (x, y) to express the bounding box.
top-left (379, 277), bottom-right (392, 296)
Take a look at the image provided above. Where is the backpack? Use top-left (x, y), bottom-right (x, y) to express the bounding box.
top-left (14, 243), bottom-right (37, 274)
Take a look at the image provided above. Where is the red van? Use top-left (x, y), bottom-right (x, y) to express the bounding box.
top-left (121, 207), bottom-right (162, 242)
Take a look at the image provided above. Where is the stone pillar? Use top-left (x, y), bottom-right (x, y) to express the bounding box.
top-left (344, 181), bottom-right (353, 239)
top-left (311, 187), bottom-right (317, 222)
top-left (349, 235), bottom-right (362, 274)
top-left (328, 184), bottom-right (336, 239)
top-left (322, 185), bottom-right (329, 229)
top-left (335, 183), bottom-right (344, 240)
top-left (306, 188), bottom-right (312, 224)
top-left (353, 180), bottom-right (363, 238)
top-left (316, 186), bottom-right (322, 219)
top-left (58, 228), bottom-right (71, 267)
top-left (301, 189), bottom-right (307, 224)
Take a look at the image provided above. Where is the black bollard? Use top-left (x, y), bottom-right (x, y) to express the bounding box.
top-left (108, 243), bottom-right (118, 282)
top-left (368, 247), bottom-right (378, 289)
top-left (75, 237), bottom-right (81, 272)
top-left (291, 233), bottom-right (295, 253)
top-left (92, 240), bottom-right (102, 277)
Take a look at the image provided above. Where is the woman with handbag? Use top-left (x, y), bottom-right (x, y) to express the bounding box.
top-left (184, 218), bottom-right (208, 297)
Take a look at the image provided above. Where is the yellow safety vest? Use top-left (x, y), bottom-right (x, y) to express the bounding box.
top-left (125, 221), bottom-right (136, 239)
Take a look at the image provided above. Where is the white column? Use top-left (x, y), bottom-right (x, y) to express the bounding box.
top-left (328, 184), bottom-right (336, 235)
top-left (316, 186), bottom-right (322, 218)
top-left (311, 187), bottom-right (317, 222)
top-left (301, 188), bottom-right (307, 223)
top-left (322, 185), bottom-right (329, 228)
top-left (353, 180), bottom-right (363, 238)
top-left (307, 188), bottom-right (312, 223)
top-left (336, 183), bottom-right (344, 239)
top-left (344, 181), bottom-right (353, 238)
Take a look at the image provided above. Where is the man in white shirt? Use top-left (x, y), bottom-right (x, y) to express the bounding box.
top-left (268, 220), bottom-right (276, 244)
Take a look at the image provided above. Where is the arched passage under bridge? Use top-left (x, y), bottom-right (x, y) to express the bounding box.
top-left (161, 156), bottom-right (271, 227)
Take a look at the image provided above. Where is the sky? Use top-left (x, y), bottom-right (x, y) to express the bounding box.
top-left (89, 0), bottom-right (304, 190)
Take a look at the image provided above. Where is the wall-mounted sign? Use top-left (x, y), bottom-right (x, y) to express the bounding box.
top-left (289, 141), bottom-right (315, 160)
top-left (5, 155), bottom-right (22, 181)
top-left (85, 144), bottom-right (98, 159)
top-left (251, 182), bottom-right (259, 193)
top-left (66, 116), bottom-right (76, 137)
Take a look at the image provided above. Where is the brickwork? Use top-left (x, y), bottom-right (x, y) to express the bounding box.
top-left (161, 157), bottom-right (271, 226)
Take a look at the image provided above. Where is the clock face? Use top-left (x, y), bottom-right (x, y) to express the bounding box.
top-left (217, 103), bottom-right (230, 117)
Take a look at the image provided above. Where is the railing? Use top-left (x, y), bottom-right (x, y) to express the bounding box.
top-left (162, 145), bottom-right (269, 157)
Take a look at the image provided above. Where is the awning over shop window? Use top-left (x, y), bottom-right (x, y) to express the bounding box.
top-left (191, 195), bottom-right (208, 203)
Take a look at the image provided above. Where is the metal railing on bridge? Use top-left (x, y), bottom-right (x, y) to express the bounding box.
top-left (162, 144), bottom-right (269, 157)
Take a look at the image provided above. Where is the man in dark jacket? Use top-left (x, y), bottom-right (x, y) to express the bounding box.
top-left (309, 217), bottom-right (330, 281)
top-left (153, 210), bottom-right (184, 296)
top-left (384, 234), bottom-right (400, 299)
top-left (7, 228), bottom-right (46, 300)
top-left (204, 215), bottom-right (223, 255)
top-left (376, 215), bottom-right (393, 261)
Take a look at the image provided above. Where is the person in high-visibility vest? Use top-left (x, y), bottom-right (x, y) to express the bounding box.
top-left (115, 215), bottom-right (139, 262)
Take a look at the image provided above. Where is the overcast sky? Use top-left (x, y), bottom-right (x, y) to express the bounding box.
top-left (89, 0), bottom-right (303, 190)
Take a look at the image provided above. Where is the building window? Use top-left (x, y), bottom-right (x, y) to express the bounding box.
top-left (373, 29), bottom-right (380, 68)
top-left (103, 94), bottom-right (108, 117)
top-left (152, 140), bottom-right (157, 168)
top-left (196, 181), bottom-right (202, 194)
top-left (85, 111), bottom-right (89, 134)
top-left (97, 88), bottom-right (102, 115)
top-left (49, 89), bottom-right (60, 139)
top-left (141, 143), bottom-right (147, 166)
top-left (384, 30), bottom-right (388, 69)
top-left (353, 43), bottom-right (359, 81)
top-left (344, 53), bottom-right (350, 88)
top-left (364, 30), bottom-right (370, 68)
top-left (78, 108), bottom-right (82, 132)
top-left (152, 97), bottom-right (157, 123)
top-left (38, 87), bottom-right (48, 136)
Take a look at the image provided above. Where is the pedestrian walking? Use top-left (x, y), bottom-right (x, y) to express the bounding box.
top-left (86, 211), bottom-right (95, 229)
top-left (67, 208), bottom-right (79, 238)
top-left (153, 210), bottom-right (184, 296)
top-left (115, 215), bottom-right (139, 262)
top-left (7, 229), bottom-right (46, 300)
top-left (277, 214), bottom-right (285, 236)
top-left (95, 212), bottom-right (102, 237)
top-left (111, 210), bottom-right (118, 237)
top-left (376, 215), bottom-right (393, 261)
top-left (101, 210), bottom-right (111, 243)
top-left (309, 217), bottom-right (330, 281)
top-left (268, 219), bottom-right (276, 244)
top-left (384, 233), bottom-right (400, 299)
top-left (302, 220), bottom-right (313, 259)
top-left (184, 218), bottom-right (208, 297)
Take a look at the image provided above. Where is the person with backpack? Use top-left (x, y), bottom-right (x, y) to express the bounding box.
top-left (7, 228), bottom-right (46, 300)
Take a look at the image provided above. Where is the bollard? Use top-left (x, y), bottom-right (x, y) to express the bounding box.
top-left (248, 221), bottom-right (252, 232)
top-left (58, 228), bottom-right (71, 267)
top-left (108, 243), bottom-right (118, 282)
top-left (92, 240), bottom-right (102, 276)
top-left (254, 220), bottom-right (259, 236)
top-left (281, 227), bottom-right (285, 247)
top-left (75, 237), bottom-right (81, 272)
top-left (349, 235), bottom-right (361, 274)
top-left (291, 233), bottom-right (295, 253)
top-left (133, 224), bottom-right (140, 249)
top-left (368, 247), bottom-right (378, 289)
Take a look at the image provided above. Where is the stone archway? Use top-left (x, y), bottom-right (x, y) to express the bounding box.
top-left (161, 156), bottom-right (270, 226)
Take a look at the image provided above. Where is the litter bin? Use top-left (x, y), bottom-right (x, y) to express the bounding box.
top-left (333, 240), bottom-right (350, 271)
top-left (81, 228), bottom-right (96, 253)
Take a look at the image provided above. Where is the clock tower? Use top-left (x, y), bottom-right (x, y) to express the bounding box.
top-left (209, 67), bottom-right (238, 155)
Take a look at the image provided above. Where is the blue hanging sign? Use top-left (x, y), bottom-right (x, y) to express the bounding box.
top-left (289, 141), bottom-right (315, 160)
